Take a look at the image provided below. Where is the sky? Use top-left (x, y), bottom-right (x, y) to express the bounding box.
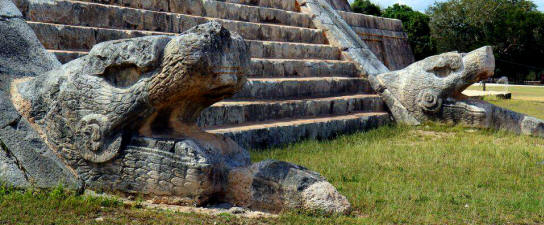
top-left (347, 0), bottom-right (544, 12)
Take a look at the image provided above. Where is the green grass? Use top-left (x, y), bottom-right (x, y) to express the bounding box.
top-left (0, 185), bottom-right (276, 224)
top-left (2, 85), bottom-right (544, 224)
top-left (252, 124), bottom-right (544, 224)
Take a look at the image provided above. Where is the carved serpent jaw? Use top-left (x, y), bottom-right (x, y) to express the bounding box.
top-left (373, 46), bottom-right (544, 138)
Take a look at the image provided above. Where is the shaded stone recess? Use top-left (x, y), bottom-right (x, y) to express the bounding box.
top-left (335, 10), bottom-right (415, 70)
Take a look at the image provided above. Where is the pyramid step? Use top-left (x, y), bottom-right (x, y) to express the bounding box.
top-left (29, 22), bottom-right (169, 51)
top-left (198, 94), bottom-right (385, 127)
top-left (247, 41), bottom-right (340, 60)
top-left (24, 0), bottom-right (313, 28)
top-left (73, 0), bottom-right (300, 12)
top-left (250, 59), bottom-right (358, 77)
top-left (204, 112), bottom-right (391, 149)
top-left (28, 21), bottom-right (326, 52)
top-left (49, 49), bottom-right (351, 77)
top-left (222, 0), bottom-right (299, 12)
top-left (49, 50), bottom-right (352, 77)
top-left (49, 40), bottom-right (341, 63)
top-left (234, 77), bottom-right (373, 100)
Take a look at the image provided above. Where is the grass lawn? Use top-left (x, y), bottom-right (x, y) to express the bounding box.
top-left (2, 86), bottom-right (544, 224)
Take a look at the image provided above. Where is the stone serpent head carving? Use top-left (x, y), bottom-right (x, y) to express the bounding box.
top-left (371, 46), bottom-right (495, 124)
top-left (13, 22), bottom-right (249, 164)
top-left (372, 46), bottom-right (544, 137)
top-left (3, 19), bottom-right (350, 214)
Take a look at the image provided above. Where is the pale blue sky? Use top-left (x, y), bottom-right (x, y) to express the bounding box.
top-left (347, 0), bottom-right (544, 12)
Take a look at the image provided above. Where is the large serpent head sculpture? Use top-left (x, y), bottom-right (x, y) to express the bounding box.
top-left (371, 46), bottom-right (544, 137)
top-left (3, 17), bottom-right (350, 214)
top-left (12, 22), bottom-right (249, 164)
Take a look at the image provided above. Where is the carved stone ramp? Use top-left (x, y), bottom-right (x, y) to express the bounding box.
top-left (13, 0), bottom-right (416, 149)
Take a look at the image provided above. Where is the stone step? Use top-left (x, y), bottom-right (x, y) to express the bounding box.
top-left (247, 41), bottom-right (340, 60)
top-left (48, 49), bottom-right (351, 77)
top-left (198, 94), bottom-right (385, 127)
top-left (234, 77), bottom-right (373, 99)
top-left (49, 40), bottom-right (342, 63)
top-left (23, 0), bottom-right (313, 28)
top-left (207, 0), bottom-right (300, 12)
top-left (28, 21), bottom-right (326, 52)
top-left (249, 59), bottom-right (358, 77)
top-left (73, 0), bottom-right (300, 12)
top-left (204, 112), bottom-right (390, 149)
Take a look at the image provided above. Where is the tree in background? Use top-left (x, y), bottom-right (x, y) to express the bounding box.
top-left (382, 4), bottom-right (436, 60)
top-left (351, 0), bottom-right (382, 16)
top-left (428, 0), bottom-right (544, 82)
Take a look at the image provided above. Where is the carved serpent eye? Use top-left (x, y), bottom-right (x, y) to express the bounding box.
top-left (76, 114), bottom-right (122, 163)
top-left (417, 90), bottom-right (443, 113)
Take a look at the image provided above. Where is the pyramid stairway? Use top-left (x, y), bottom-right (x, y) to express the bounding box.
top-left (13, 0), bottom-right (396, 149)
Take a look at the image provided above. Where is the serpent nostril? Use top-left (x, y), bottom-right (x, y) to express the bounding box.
top-left (431, 66), bottom-right (455, 78)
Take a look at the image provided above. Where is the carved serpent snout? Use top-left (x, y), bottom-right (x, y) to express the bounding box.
top-left (147, 22), bottom-right (249, 109)
top-left (13, 22), bottom-right (249, 164)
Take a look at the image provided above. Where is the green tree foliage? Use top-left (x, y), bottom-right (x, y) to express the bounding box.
top-left (428, 0), bottom-right (544, 82)
top-left (382, 4), bottom-right (436, 60)
top-left (351, 0), bottom-right (382, 16)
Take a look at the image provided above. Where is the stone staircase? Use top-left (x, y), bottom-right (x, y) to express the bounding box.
top-left (13, 0), bottom-right (405, 149)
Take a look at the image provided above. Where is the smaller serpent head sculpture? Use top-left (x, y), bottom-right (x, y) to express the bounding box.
top-left (371, 46), bottom-right (544, 137)
top-left (371, 46), bottom-right (495, 124)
